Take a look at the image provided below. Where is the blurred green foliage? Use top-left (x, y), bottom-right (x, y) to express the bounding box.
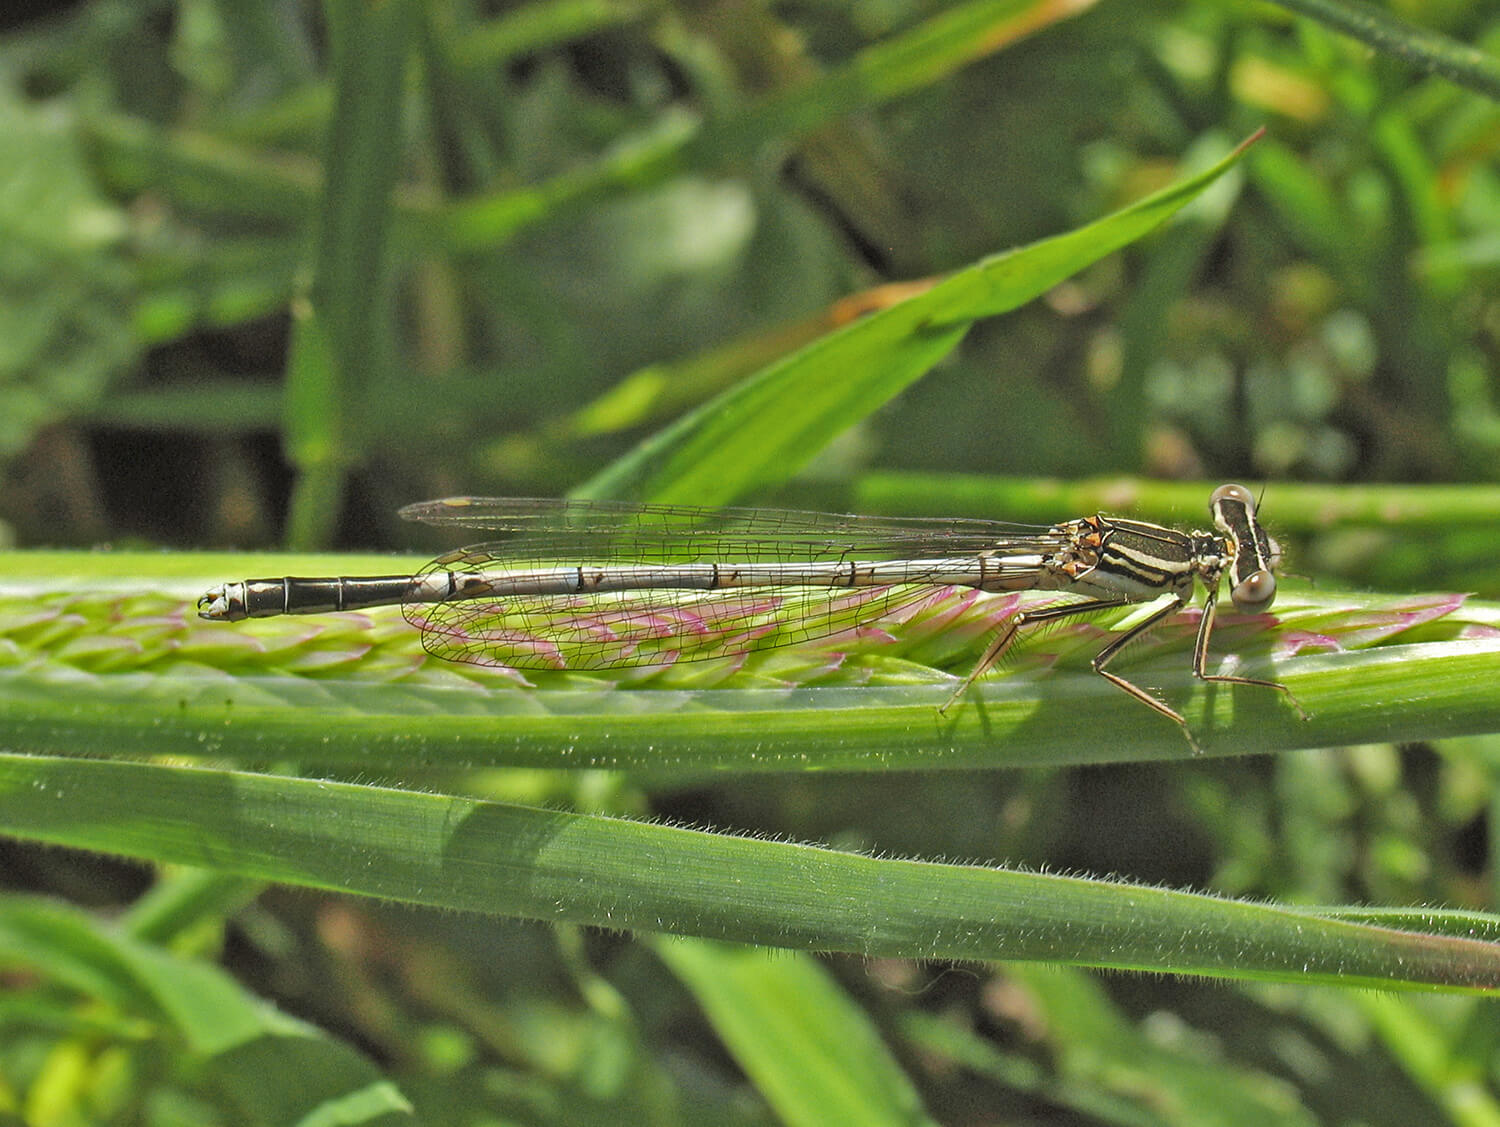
top-left (4, 1), bottom-right (1500, 1124)
top-left (1, 0), bottom-right (1498, 548)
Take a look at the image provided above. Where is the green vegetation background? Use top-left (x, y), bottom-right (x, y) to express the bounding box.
top-left (4, 0), bottom-right (1500, 1124)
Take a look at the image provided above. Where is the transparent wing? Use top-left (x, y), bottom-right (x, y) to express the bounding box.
top-left (398, 496), bottom-right (1059, 560)
top-left (396, 499), bottom-right (1076, 672)
top-left (403, 575), bottom-right (974, 672)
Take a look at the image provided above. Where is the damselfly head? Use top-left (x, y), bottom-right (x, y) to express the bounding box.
top-left (1209, 483), bottom-right (1281, 613)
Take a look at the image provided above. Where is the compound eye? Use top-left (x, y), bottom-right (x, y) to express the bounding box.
top-left (1231, 570), bottom-right (1277, 613)
top-left (1210, 483), bottom-right (1255, 513)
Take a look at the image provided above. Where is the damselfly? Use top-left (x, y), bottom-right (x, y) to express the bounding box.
top-left (198, 485), bottom-right (1305, 749)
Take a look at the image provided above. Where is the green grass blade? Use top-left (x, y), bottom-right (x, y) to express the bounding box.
top-left (579, 134), bottom-right (1262, 504)
top-left (283, 0), bottom-right (417, 549)
top-left (683, 0), bottom-right (1101, 160)
top-left (87, 110), bottom-right (320, 227)
top-left (3, 552), bottom-right (1500, 769)
top-left (0, 896), bottom-right (414, 1124)
top-left (904, 966), bottom-right (1322, 1126)
top-left (447, 0), bottom-right (651, 71)
top-left (653, 940), bottom-right (937, 1127)
top-left (851, 473), bottom-right (1500, 531)
top-left (1262, 0), bottom-right (1500, 103)
top-left (1354, 992), bottom-right (1500, 1125)
top-left (3, 752), bottom-right (1500, 992)
top-left (850, 473), bottom-right (1500, 591)
top-left (438, 0), bottom-right (1094, 249)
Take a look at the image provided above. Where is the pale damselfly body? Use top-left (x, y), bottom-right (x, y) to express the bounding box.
top-left (197, 485), bottom-right (1306, 749)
